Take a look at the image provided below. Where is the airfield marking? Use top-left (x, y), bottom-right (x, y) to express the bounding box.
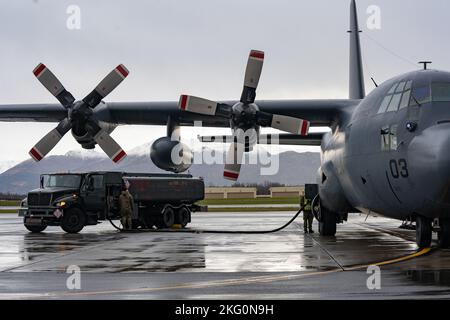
top-left (5, 247), bottom-right (431, 299)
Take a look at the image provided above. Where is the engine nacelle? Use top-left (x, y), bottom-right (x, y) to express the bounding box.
top-left (71, 121), bottom-right (117, 150)
top-left (150, 137), bottom-right (193, 173)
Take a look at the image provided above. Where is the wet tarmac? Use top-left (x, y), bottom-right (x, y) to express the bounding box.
top-left (0, 212), bottom-right (449, 299)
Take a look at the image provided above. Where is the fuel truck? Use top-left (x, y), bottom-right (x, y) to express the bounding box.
top-left (19, 172), bottom-right (205, 233)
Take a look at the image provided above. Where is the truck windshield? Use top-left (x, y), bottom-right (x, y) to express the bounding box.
top-left (44, 175), bottom-right (82, 188)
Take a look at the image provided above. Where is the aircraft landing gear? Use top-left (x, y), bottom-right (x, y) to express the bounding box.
top-left (416, 215), bottom-right (432, 248)
top-left (438, 218), bottom-right (450, 248)
top-left (317, 204), bottom-right (337, 236)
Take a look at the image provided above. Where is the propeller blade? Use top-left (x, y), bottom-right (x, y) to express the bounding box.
top-left (33, 63), bottom-right (75, 108)
top-left (92, 129), bottom-right (127, 163)
top-left (179, 95), bottom-right (232, 117)
top-left (270, 114), bottom-right (310, 135)
top-left (29, 118), bottom-right (72, 161)
top-left (223, 141), bottom-right (244, 181)
top-left (83, 64), bottom-right (129, 108)
top-left (240, 50), bottom-right (264, 104)
top-left (256, 111), bottom-right (310, 135)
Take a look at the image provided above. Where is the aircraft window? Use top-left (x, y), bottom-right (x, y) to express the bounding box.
top-left (395, 82), bottom-right (406, 93)
top-left (378, 95), bottom-right (393, 114)
top-left (432, 83), bottom-right (450, 102)
top-left (404, 80), bottom-right (412, 90)
top-left (390, 125), bottom-right (398, 150)
top-left (399, 90), bottom-right (411, 109)
top-left (380, 125), bottom-right (398, 151)
top-left (381, 126), bottom-right (390, 151)
top-left (387, 93), bottom-right (402, 112)
top-left (410, 86), bottom-right (431, 105)
top-left (387, 83), bottom-right (398, 94)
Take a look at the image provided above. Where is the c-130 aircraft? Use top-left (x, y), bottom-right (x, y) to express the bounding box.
top-left (0, 0), bottom-right (448, 248)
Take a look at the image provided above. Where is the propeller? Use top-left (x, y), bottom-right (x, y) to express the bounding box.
top-left (178, 50), bottom-right (310, 181)
top-left (29, 63), bottom-right (129, 163)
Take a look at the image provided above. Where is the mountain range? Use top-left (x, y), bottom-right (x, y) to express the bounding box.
top-left (0, 144), bottom-right (320, 194)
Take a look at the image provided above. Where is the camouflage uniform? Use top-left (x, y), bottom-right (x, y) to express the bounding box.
top-left (119, 189), bottom-right (134, 230)
top-left (300, 195), bottom-right (314, 233)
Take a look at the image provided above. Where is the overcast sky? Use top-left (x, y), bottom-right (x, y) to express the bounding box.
top-left (1, 0), bottom-right (450, 163)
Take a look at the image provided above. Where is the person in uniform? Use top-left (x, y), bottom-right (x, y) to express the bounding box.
top-left (300, 192), bottom-right (314, 233)
top-left (119, 185), bottom-right (134, 230)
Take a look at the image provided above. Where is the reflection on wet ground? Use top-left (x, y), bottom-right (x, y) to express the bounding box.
top-left (406, 269), bottom-right (450, 286)
top-left (0, 213), bottom-right (419, 273)
top-left (0, 212), bottom-right (449, 299)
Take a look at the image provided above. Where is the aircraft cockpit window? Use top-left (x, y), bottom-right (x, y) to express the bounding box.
top-left (399, 89), bottom-right (411, 109)
top-left (404, 80), bottom-right (412, 90)
top-left (387, 83), bottom-right (398, 94)
top-left (378, 80), bottom-right (413, 113)
top-left (410, 86), bottom-right (431, 105)
top-left (386, 93), bottom-right (402, 112)
top-left (377, 95), bottom-right (393, 114)
top-left (432, 83), bottom-right (450, 102)
top-left (395, 82), bottom-right (406, 93)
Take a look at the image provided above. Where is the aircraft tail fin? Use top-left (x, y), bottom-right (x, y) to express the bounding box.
top-left (349, 0), bottom-right (365, 99)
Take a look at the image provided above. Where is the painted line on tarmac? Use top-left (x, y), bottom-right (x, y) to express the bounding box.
top-left (344, 247), bottom-right (432, 271)
top-left (5, 247), bottom-right (432, 299)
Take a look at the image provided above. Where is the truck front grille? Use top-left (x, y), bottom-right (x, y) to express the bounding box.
top-left (28, 193), bottom-right (52, 206)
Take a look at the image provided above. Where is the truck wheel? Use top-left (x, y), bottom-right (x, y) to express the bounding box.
top-left (156, 207), bottom-right (175, 229)
top-left (25, 224), bottom-right (47, 233)
top-left (318, 206), bottom-right (336, 236)
top-left (61, 207), bottom-right (86, 234)
top-left (438, 218), bottom-right (450, 248)
top-left (176, 207), bottom-right (190, 228)
top-left (416, 215), bottom-right (432, 248)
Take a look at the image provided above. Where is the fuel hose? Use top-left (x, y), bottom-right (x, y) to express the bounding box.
top-left (108, 205), bottom-right (306, 234)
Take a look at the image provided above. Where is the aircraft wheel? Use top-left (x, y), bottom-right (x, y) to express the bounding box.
top-left (61, 207), bottom-right (86, 234)
top-left (24, 224), bottom-right (47, 233)
top-left (176, 207), bottom-right (190, 228)
top-left (416, 215), bottom-right (432, 248)
top-left (318, 206), bottom-right (336, 236)
top-left (438, 218), bottom-right (450, 248)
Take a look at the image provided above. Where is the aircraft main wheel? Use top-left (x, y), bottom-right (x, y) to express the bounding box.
top-left (438, 218), bottom-right (450, 248)
top-left (24, 224), bottom-right (47, 233)
top-left (61, 207), bottom-right (86, 234)
top-left (416, 215), bottom-right (432, 248)
top-left (176, 207), bottom-right (190, 228)
top-left (318, 206), bottom-right (336, 236)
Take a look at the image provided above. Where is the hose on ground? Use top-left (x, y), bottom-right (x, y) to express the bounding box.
top-left (108, 205), bottom-right (306, 234)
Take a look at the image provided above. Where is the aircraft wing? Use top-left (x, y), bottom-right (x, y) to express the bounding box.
top-left (0, 103), bottom-right (66, 122)
top-left (0, 99), bottom-right (359, 127)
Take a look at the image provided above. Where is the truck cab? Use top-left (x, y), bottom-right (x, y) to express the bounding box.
top-left (20, 171), bottom-right (204, 233)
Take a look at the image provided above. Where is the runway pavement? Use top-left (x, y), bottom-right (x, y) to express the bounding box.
top-left (0, 212), bottom-right (449, 299)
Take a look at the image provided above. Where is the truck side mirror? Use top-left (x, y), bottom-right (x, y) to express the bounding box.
top-left (40, 176), bottom-right (44, 189)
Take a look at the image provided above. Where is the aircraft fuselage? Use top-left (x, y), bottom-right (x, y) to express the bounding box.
top-left (320, 69), bottom-right (450, 221)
